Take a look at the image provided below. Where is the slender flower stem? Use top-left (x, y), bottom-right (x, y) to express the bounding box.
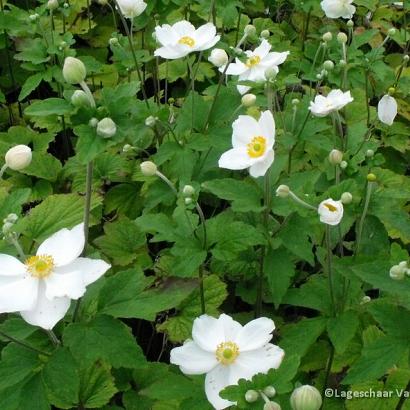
top-left (155, 170), bottom-right (177, 194)
top-left (79, 81), bottom-right (96, 108)
top-left (355, 181), bottom-right (375, 256)
top-left (364, 68), bottom-right (370, 127)
top-left (287, 111), bottom-right (310, 174)
top-left (322, 345), bottom-right (335, 397)
top-left (334, 111), bottom-right (345, 150)
top-left (0, 164), bottom-right (7, 180)
top-left (288, 190), bottom-right (317, 211)
top-left (46, 329), bottom-right (61, 346)
top-left (187, 58), bottom-right (196, 131)
top-left (325, 225), bottom-right (336, 317)
top-left (9, 235), bottom-right (26, 260)
top-left (341, 42), bottom-right (348, 90)
top-left (0, 330), bottom-right (51, 356)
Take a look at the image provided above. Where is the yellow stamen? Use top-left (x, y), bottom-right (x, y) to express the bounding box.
top-left (247, 136), bottom-right (267, 158)
top-left (246, 55), bottom-right (261, 67)
top-left (324, 203), bottom-right (337, 212)
top-left (25, 255), bottom-right (55, 278)
top-left (216, 341), bottom-right (239, 365)
top-left (178, 36), bottom-right (195, 47)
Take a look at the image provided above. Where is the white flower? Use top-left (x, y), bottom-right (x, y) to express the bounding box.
top-left (5, 145), bottom-right (32, 171)
top-left (320, 0), bottom-right (356, 19)
top-left (154, 21), bottom-right (220, 60)
top-left (116, 0), bottom-right (146, 19)
top-left (318, 198), bottom-right (344, 225)
top-left (377, 95), bottom-right (397, 126)
top-left (170, 314), bottom-right (285, 410)
top-left (221, 39), bottom-right (289, 94)
top-left (0, 224), bottom-right (110, 329)
top-left (218, 111), bottom-right (275, 178)
top-left (309, 89), bottom-right (353, 117)
top-left (208, 48), bottom-right (228, 67)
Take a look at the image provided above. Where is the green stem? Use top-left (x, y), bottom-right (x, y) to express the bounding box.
top-left (187, 58), bottom-right (196, 131)
top-left (0, 164), bottom-right (7, 180)
top-left (355, 181), bottom-right (374, 256)
top-left (287, 111), bottom-right (310, 174)
top-left (46, 329), bottom-right (61, 346)
top-left (364, 68), bottom-right (370, 127)
top-left (83, 161), bottom-right (93, 250)
top-left (79, 81), bottom-right (96, 108)
top-left (0, 330), bottom-right (51, 356)
top-left (288, 190), bottom-right (317, 211)
top-left (322, 345), bottom-right (335, 397)
top-left (335, 111), bottom-right (345, 150)
top-left (9, 235), bottom-right (26, 260)
top-left (155, 171), bottom-right (177, 194)
top-left (325, 225), bottom-right (336, 317)
top-left (195, 202), bottom-right (207, 314)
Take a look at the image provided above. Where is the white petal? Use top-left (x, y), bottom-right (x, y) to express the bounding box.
top-left (234, 343), bottom-right (285, 377)
top-left (218, 313), bottom-right (242, 341)
top-left (205, 365), bottom-right (235, 410)
top-left (247, 65), bottom-right (268, 82)
top-left (20, 282), bottom-right (70, 330)
top-left (37, 223), bottom-right (85, 267)
top-left (222, 59), bottom-right (248, 75)
top-left (172, 20), bottom-right (196, 37)
top-left (196, 35), bottom-right (220, 51)
top-left (154, 45), bottom-right (190, 59)
top-left (218, 147), bottom-right (251, 171)
top-left (192, 315), bottom-right (225, 352)
top-left (258, 110), bottom-right (276, 146)
top-left (249, 150), bottom-right (275, 178)
top-left (155, 25), bottom-right (179, 46)
top-left (0, 254), bottom-right (27, 276)
top-left (232, 115), bottom-right (261, 147)
top-left (237, 84), bottom-right (251, 95)
top-left (0, 275), bottom-right (38, 313)
top-left (194, 23), bottom-right (217, 48)
top-left (261, 51), bottom-right (289, 67)
top-left (234, 317), bottom-right (275, 351)
top-left (57, 257), bottom-right (110, 286)
top-left (170, 340), bottom-right (218, 375)
top-left (378, 95), bottom-right (397, 126)
top-left (253, 39), bottom-right (272, 59)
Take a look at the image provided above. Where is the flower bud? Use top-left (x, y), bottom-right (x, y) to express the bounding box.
top-left (245, 389), bottom-right (259, 403)
top-left (290, 385), bottom-right (322, 410)
top-left (292, 98), bottom-right (300, 106)
top-left (208, 48), bottom-right (228, 67)
top-left (389, 264), bottom-right (405, 280)
top-left (62, 57), bottom-right (86, 84)
top-left (63, 2), bottom-right (69, 7)
top-left (182, 185), bottom-right (195, 197)
top-left (316, 73), bottom-right (322, 80)
top-left (399, 261), bottom-right (408, 269)
top-left (347, 19), bottom-right (354, 28)
top-left (2, 222), bottom-right (14, 235)
top-left (122, 144), bottom-right (134, 152)
top-left (360, 295), bottom-right (371, 304)
top-left (241, 94), bottom-right (257, 107)
top-left (366, 149), bottom-right (374, 158)
top-left (264, 402), bottom-right (281, 410)
top-left (276, 184), bottom-right (290, 198)
top-left (261, 29), bottom-right (270, 39)
top-left (322, 32), bottom-right (332, 42)
top-left (5, 145), bottom-right (32, 171)
top-left (367, 173), bottom-right (377, 182)
top-left (145, 116), bottom-right (158, 127)
top-left (323, 60), bottom-right (334, 71)
top-left (388, 87), bottom-right (395, 96)
top-left (340, 160), bottom-right (348, 169)
top-left (403, 55), bottom-right (409, 62)
top-left (388, 28), bottom-right (396, 36)
top-left (337, 32), bottom-right (348, 44)
top-left (340, 192), bottom-right (352, 204)
top-left (265, 67), bottom-right (277, 80)
top-left (47, 0), bottom-right (59, 10)
top-left (328, 149), bottom-right (343, 165)
top-left (71, 90), bottom-right (90, 107)
top-left (89, 117), bottom-right (98, 127)
top-left (29, 13), bottom-right (39, 21)
top-left (109, 37), bottom-right (119, 46)
top-left (339, 59), bottom-right (347, 67)
top-left (184, 197), bottom-right (193, 205)
top-left (140, 161), bottom-right (157, 176)
top-left (5, 213), bottom-right (18, 223)
top-left (96, 117), bottom-right (117, 138)
top-left (244, 24), bottom-right (256, 37)
top-left (264, 386), bottom-right (277, 398)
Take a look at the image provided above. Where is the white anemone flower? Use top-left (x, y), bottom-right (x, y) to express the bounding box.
top-left (221, 39), bottom-right (289, 94)
top-left (170, 314), bottom-right (285, 410)
top-left (309, 89), bottom-right (353, 117)
top-left (0, 224), bottom-right (110, 329)
top-left (320, 0), bottom-right (356, 19)
top-left (318, 198), bottom-right (344, 225)
top-left (377, 94), bottom-right (397, 126)
top-left (154, 21), bottom-right (220, 60)
top-left (218, 111), bottom-right (275, 178)
top-left (116, 0), bottom-right (147, 19)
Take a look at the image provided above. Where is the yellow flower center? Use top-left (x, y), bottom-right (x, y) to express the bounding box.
top-left (246, 55), bottom-right (261, 67)
top-left (25, 255), bottom-right (55, 278)
top-left (324, 203), bottom-right (337, 212)
top-left (178, 36), bottom-right (195, 47)
top-left (216, 341), bottom-right (239, 365)
top-left (247, 136), bottom-right (267, 158)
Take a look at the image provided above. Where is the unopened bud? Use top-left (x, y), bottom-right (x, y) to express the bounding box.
top-left (340, 160), bottom-right (348, 169)
top-left (367, 173), bottom-right (377, 182)
top-left (145, 116), bottom-right (158, 127)
top-left (29, 13), bottom-right (39, 21)
top-left (244, 24), bottom-right (256, 37)
top-left (184, 197), bottom-right (193, 205)
top-left (290, 385), bottom-right (322, 410)
top-left (388, 87), bottom-right (395, 96)
top-left (339, 59), bottom-right (347, 67)
top-left (323, 60), bottom-right (334, 71)
top-left (5, 213), bottom-right (18, 223)
top-left (276, 184), bottom-right (290, 198)
top-left (2, 222), bottom-right (14, 235)
top-left (337, 32), bottom-right (348, 44)
top-left (245, 389), bottom-right (259, 403)
top-left (140, 161), bottom-right (157, 176)
top-left (182, 185), bottom-right (195, 197)
top-left (389, 264), bottom-right (405, 280)
top-left (122, 144), bottom-right (134, 152)
top-left (71, 90), bottom-right (90, 107)
top-left (96, 117), bottom-right (117, 138)
top-left (264, 386), bottom-right (277, 398)
top-left (47, 0), bottom-right (59, 10)
top-left (328, 149), bottom-right (343, 165)
top-left (403, 55), bottom-right (409, 62)
top-left (366, 149), bottom-right (374, 158)
top-left (109, 37), bottom-right (119, 46)
top-left (5, 145), bottom-right (32, 171)
top-left (62, 57), bottom-right (86, 84)
top-left (388, 28), bottom-right (396, 36)
top-left (261, 29), bottom-right (270, 39)
top-left (322, 32), bottom-right (332, 42)
top-left (89, 117), bottom-right (98, 127)
top-left (360, 295), bottom-right (371, 304)
top-left (347, 19), bottom-right (354, 28)
top-left (241, 94), bottom-right (257, 107)
top-left (340, 192), bottom-right (352, 204)
top-left (208, 48), bottom-right (228, 67)
top-left (264, 402), bottom-right (281, 410)
top-left (63, 2), bottom-right (69, 7)
top-left (292, 98), bottom-right (300, 106)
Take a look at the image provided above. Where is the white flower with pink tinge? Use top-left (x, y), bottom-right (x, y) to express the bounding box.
top-left (0, 224), bottom-right (110, 329)
top-left (170, 313), bottom-right (285, 409)
top-left (321, 0), bottom-right (356, 19)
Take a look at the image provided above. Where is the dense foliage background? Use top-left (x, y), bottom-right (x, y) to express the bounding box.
top-left (0, 0), bottom-right (409, 409)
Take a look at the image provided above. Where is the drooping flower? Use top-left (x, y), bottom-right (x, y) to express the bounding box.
top-left (377, 94), bottom-right (397, 126)
top-left (218, 111), bottom-right (275, 178)
top-left (0, 224), bottom-right (110, 329)
top-left (320, 0), bottom-right (356, 19)
top-left (154, 21), bottom-right (220, 60)
top-left (170, 314), bottom-right (285, 410)
top-left (116, 0), bottom-right (147, 19)
top-left (318, 198), bottom-right (344, 225)
top-left (309, 90), bottom-right (353, 117)
top-left (221, 39), bottom-right (289, 94)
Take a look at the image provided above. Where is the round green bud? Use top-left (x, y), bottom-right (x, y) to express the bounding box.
top-left (276, 184), bottom-right (290, 198)
top-left (292, 98), bottom-right (300, 106)
top-left (244, 25), bottom-right (256, 37)
top-left (245, 390), bottom-right (259, 403)
top-left (182, 185), bottom-right (195, 197)
top-left (322, 32), bottom-right (332, 42)
top-left (63, 2), bottom-right (69, 7)
top-left (264, 401), bottom-right (281, 410)
top-left (403, 55), bottom-right (409, 62)
top-left (184, 197), bottom-right (193, 205)
top-left (145, 116), bottom-right (158, 127)
top-left (241, 94), bottom-right (257, 107)
top-left (337, 32), bottom-right (348, 44)
top-left (96, 117), bottom-right (117, 138)
top-left (2, 222), bottom-right (14, 235)
top-left (261, 29), bottom-right (270, 39)
top-left (323, 60), bottom-right (334, 71)
top-left (62, 57), bottom-right (86, 84)
top-left (388, 87), bottom-right (395, 96)
top-left (29, 13), bottom-right (39, 21)
top-left (367, 173), bottom-right (377, 182)
top-left (109, 37), bottom-right (119, 46)
top-left (140, 161), bottom-right (157, 177)
top-left (290, 385), bottom-right (322, 410)
top-left (365, 149), bottom-right (374, 158)
top-left (388, 28), bottom-right (396, 36)
top-left (89, 117), bottom-right (98, 128)
top-left (360, 295), bottom-right (371, 304)
top-left (347, 19), bottom-right (354, 28)
top-left (340, 160), bottom-right (348, 169)
top-left (265, 67), bottom-right (277, 80)
top-left (328, 149), bottom-right (343, 165)
top-left (389, 265), bottom-right (405, 280)
top-left (5, 213), bottom-right (18, 224)
top-left (339, 59), bottom-right (347, 67)
top-left (264, 386), bottom-right (277, 398)
top-left (47, 0), bottom-right (59, 10)
top-left (340, 192), bottom-right (353, 204)
top-left (71, 90), bottom-right (90, 107)
top-left (122, 144), bottom-right (134, 153)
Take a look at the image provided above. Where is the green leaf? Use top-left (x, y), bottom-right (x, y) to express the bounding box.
top-left (18, 73), bottom-right (43, 101)
top-left (25, 98), bottom-right (72, 116)
top-left (0, 318), bottom-right (37, 343)
top-left (63, 315), bottom-right (146, 368)
top-left (22, 152), bottom-right (62, 181)
top-left (327, 311), bottom-right (360, 354)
